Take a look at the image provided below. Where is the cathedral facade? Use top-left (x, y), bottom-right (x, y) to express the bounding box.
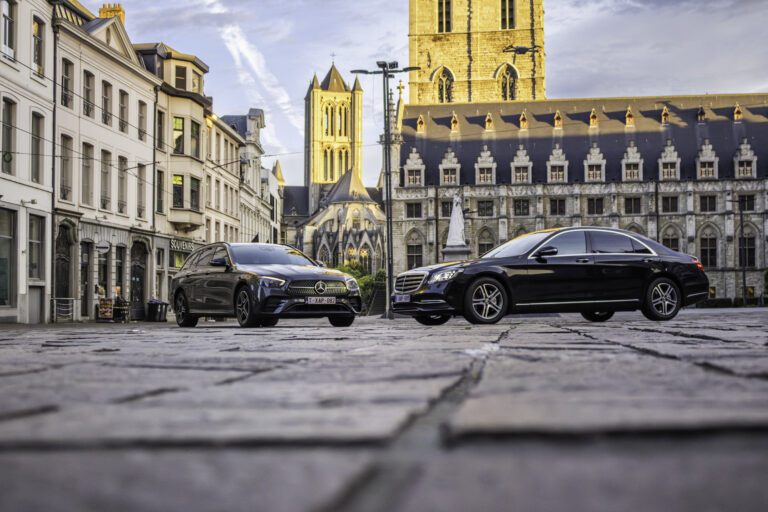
top-left (391, 0), bottom-right (767, 302)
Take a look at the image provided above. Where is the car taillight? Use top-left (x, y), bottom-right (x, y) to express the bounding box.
top-left (692, 257), bottom-right (705, 272)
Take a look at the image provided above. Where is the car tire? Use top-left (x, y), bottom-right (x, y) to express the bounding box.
top-left (462, 277), bottom-right (508, 325)
top-left (235, 285), bottom-right (260, 328)
top-left (174, 291), bottom-right (198, 328)
top-left (259, 317), bottom-right (279, 327)
top-left (415, 314), bottom-right (451, 326)
top-left (641, 277), bottom-right (682, 321)
top-left (581, 311), bottom-right (614, 322)
top-left (329, 315), bottom-right (355, 327)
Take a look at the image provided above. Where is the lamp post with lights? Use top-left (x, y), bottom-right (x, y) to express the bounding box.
top-left (351, 61), bottom-right (420, 319)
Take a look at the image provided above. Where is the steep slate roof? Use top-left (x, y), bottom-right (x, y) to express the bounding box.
top-left (320, 64), bottom-right (350, 92)
top-left (324, 171), bottom-right (376, 205)
top-left (400, 94), bottom-right (768, 186)
top-left (366, 187), bottom-right (383, 206)
top-left (220, 115), bottom-right (247, 137)
top-left (284, 186), bottom-right (309, 216)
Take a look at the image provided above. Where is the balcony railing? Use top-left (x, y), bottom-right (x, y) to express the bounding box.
top-left (137, 206), bottom-right (145, 218)
top-left (83, 102), bottom-right (94, 117)
top-left (61, 91), bottom-right (73, 108)
top-left (138, 129), bottom-right (146, 142)
top-left (102, 111), bottom-right (112, 126)
top-left (117, 200), bottom-right (126, 214)
top-left (101, 196), bottom-right (111, 210)
top-left (59, 185), bottom-right (71, 201)
top-left (119, 120), bottom-right (128, 132)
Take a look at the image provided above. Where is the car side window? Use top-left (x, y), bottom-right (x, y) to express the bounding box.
top-left (212, 247), bottom-right (229, 263)
top-left (179, 251), bottom-right (199, 272)
top-left (547, 231), bottom-right (587, 255)
top-left (631, 238), bottom-right (652, 254)
top-left (589, 232), bottom-right (635, 254)
top-left (196, 247), bottom-right (215, 267)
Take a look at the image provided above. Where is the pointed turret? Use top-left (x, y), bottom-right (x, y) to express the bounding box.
top-left (273, 160), bottom-right (285, 187)
top-left (352, 76), bottom-right (363, 92)
top-left (325, 167), bottom-right (375, 205)
top-left (320, 64), bottom-right (349, 92)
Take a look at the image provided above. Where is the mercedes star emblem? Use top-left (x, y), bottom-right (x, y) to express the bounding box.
top-left (314, 281), bottom-right (327, 294)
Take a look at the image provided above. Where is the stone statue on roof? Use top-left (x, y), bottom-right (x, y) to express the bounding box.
top-left (442, 192), bottom-right (471, 262)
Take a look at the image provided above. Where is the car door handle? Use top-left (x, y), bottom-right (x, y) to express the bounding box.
top-left (576, 258), bottom-right (590, 263)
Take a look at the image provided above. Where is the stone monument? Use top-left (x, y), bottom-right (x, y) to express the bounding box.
top-left (441, 193), bottom-right (472, 262)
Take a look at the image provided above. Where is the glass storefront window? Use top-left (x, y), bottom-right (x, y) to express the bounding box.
top-left (97, 250), bottom-right (109, 297)
top-left (170, 251), bottom-right (188, 269)
top-left (0, 209), bottom-right (14, 306)
top-left (28, 215), bottom-right (43, 280)
top-left (115, 246), bottom-right (125, 297)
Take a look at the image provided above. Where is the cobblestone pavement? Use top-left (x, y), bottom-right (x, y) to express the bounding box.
top-left (1, 308), bottom-right (767, 512)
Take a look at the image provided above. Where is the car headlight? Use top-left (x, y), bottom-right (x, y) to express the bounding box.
top-left (345, 277), bottom-right (359, 291)
top-left (429, 269), bottom-right (462, 284)
top-left (259, 276), bottom-right (286, 289)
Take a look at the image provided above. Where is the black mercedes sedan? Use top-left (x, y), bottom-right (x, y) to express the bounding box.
top-left (171, 243), bottom-right (361, 328)
top-left (392, 227), bottom-right (709, 325)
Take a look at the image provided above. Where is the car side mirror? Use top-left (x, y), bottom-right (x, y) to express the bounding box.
top-left (210, 257), bottom-right (229, 267)
top-left (317, 261), bottom-right (327, 267)
top-left (534, 246), bottom-right (558, 258)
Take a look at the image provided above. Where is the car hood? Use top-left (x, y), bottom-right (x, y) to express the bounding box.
top-left (236, 264), bottom-right (350, 281)
top-left (407, 255), bottom-right (527, 274)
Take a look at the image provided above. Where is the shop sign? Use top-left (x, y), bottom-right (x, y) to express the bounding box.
top-left (170, 239), bottom-right (196, 252)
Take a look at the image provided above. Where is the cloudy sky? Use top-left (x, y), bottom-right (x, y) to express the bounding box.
top-left (83, 0), bottom-right (768, 186)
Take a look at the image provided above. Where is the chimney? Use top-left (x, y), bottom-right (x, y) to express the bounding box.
top-left (99, 3), bottom-right (125, 25)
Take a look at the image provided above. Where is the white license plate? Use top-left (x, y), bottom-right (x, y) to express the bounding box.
top-left (306, 297), bottom-right (336, 305)
top-left (394, 294), bottom-right (410, 303)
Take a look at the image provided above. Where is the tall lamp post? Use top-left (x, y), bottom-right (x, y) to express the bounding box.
top-left (352, 61), bottom-right (419, 319)
top-left (727, 198), bottom-right (749, 305)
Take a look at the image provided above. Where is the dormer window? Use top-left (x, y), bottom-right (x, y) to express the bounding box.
top-left (554, 110), bottom-right (562, 129)
top-left (450, 112), bottom-right (459, 131)
top-left (416, 115), bottom-right (425, 132)
top-left (661, 106), bottom-right (670, 125)
top-left (175, 66), bottom-right (187, 90)
top-left (589, 109), bottom-right (598, 128)
top-left (485, 113), bottom-right (493, 130)
top-left (734, 104), bottom-right (743, 121)
top-left (697, 106), bottom-right (706, 123)
top-left (625, 107), bottom-right (634, 127)
top-left (519, 111), bottom-right (528, 130)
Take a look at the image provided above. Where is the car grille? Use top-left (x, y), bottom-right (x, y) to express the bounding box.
top-left (394, 272), bottom-right (427, 294)
top-left (287, 280), bottom-right (348, 296)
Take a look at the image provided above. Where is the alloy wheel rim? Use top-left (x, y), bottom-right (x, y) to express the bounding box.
top-left (651, 283), bottom-right (678, 316)
top-left (236, 290), bottom-right (250, 324)
top-left (472, 283), bottom-right (503, 320)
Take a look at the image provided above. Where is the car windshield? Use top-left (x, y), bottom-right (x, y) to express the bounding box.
top-left (482, 231), bottom-right (554, 259)
top-left (230, 245), bottom-right (316, 266)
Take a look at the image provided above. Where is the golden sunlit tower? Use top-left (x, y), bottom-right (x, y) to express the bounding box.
top-left (304, 64), bottom-right (364, 214)
top-left (408, 0), bottom-right (546, 104)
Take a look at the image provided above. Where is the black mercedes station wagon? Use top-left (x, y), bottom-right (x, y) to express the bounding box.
top-left (171, 243), bottom-right (361, 328)
top-left (393, 227), bottom-right (709, 325)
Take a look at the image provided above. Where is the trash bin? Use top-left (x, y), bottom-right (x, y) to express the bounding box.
top-left (158, 302), bottom-right (168, 322)
top-left (146, 300), bottom-right (160, 322)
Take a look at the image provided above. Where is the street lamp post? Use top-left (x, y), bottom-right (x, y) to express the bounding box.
top-left (352, 62), bottom-right (419, 319)
top-left (727, 198), bottom-right (749, 305)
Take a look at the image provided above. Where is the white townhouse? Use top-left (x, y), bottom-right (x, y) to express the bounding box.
top-left (52, 3), bottom-right (161, 321)
top-left (0, 0), bottom-right (55, 323)
top-left (205, 114), bottom-right (244, 246)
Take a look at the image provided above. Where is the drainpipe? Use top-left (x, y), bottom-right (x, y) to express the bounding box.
top-left (434, 185), bottom-right (440, 263)
top-left (50, 11), bottom-right (60, 322)
top-left (152, 85), bottom-right (158, 233)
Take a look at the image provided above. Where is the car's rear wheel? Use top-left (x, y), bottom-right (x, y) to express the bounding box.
top-left (259, 317), bottom-right (279, 327)
top-left (415, 314), bottom-right (451, 326)
top-left (174, 291), bottom-right (198, 328)
top-left (581, 311), bottom-right (614, 322)
top-left (329, 315), bottom-right (355, 327)
top-left (463, 277), bottom-right (508, 324)
top-left (641, 277), bottom-right (681, 321)
top-left (235, 286), bottom-right (260, 327)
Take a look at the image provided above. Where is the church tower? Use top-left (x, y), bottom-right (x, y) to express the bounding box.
top-left (408, 0), bottom-right (545, 104)
top-left (304, 64), bottom-right (364, 214)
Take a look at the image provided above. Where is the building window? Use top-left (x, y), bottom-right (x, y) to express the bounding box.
top-left (477, 200), bottom-right (494, 217)
top-left (437, 0), bottom-right (451, 32)
top-left (190, 177), bottom-right (200, 211)
top-left (406, 202), bottom-right (422, 218)
top-left (407, 242), bottom-right (423, 269)
top-left (500, 66), bottom-right (516, 101)
top-left (625, 163), bottom-right (639, 181)
top-left (587, 197), bottom-right (604, 215)
top-left (137, 164), bottom-right (146, 218)
top-left (192, 71), bottom-right (201, 93)
top-left (30, 113), bottom-right (43, 183)
top-left (739, 232), bottom-right (755, 268)
top-left (477, 167), bottom-right (493, 184)
top-left (173, 117), bottom-right (184, 154)
top-left (215, 179), bottom-right (220, 209)
top-left (662, 196), bottom-right (678, 213)
top-left (206, 175), bottom-right (212, 206)
top-left (662, 235), bottom-right (679, 252)
top-left (513, 166), bottom-right (528, 183)
top-left (700, 161), bottom-right (714, 178)
top-left (550, 165), bottom-right (564, 182)
top-left (32, 17), bottom-right (44, 75)
top-left (101, 81), bottom-right (112, 125)
top-left (442, 168), bottom-right (457, 185)
top-left (550, 198), bottom-right (565, 216)
top-left (501, 0), bottom-right (514, 29)
top-left (175, 66), bottom-right (187, 90)
top-left (436, 69), bottom-right (453, 103)
top-left (28, 215), bottom-right (43, 280)
top-left (81, 143), bottom-right (93, 205)
top-left (156, 170), bottom-right (164, 213)
top-left (407, 169), bottom-right (422, 186)
top-left (205, 218), bottom-right (211, 243)
top-left (61, 60), bottom-right (74, 107)
top-left (700, 233), bottom-right (717, 268)
top-left (1, 98), bottom-right (15, 175)
top-left (191, 121), bottom-right (200, 159)
top-left (100, 150), bottom-right (111, 210)
top-left (700, 195), bottom-right (716, 213)
top-left (737, 160), bottom-right (753, 178)
top-left (1, 0), bottom-right (16, 59)
top-left (625, 197), bottom-right (641, 215)
top-left (156, 110), bottom-right (165, 149)
top-left (118, 90), bottom-right (128, 132)
top-left (115, 246), bottom-right (124, 297)
top-left (0, 208), bottom-right (15, 305)
top-left (513, 199), bottom-right (529, 216)
top-left (97, 249), bottom-right (109, 298)
top-left (138, 101), bottom-right (147, 141)
top-left (441, 201), bottom-right (452, 218)
top-left (587, 164), bottom-right (602, 181)
top-left (60, 135), bottom-right (73, 201)
top-left (83, 71), bottom-right (95, 117)
top-left (738, 195), bottom-right (755, 212)
top-left (173, 175), bottom-right (184, 208)
top-left (117, 156), bottom-right (127, 214)
top-left (661, 162), bottom-right (676, 180)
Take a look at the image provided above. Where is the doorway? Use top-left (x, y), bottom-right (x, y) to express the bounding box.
top-left (130, 242), bottom-right (148, 320)
top-left (80, 242), bottom-right (92, 318)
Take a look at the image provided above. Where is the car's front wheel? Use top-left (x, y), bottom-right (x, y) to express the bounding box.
top-left (259, 317), bottom-right (279, 327)
top-left (329, 315), bottom-right (355, 327)
top-left (581, 311), bottom-right (614, 322)
top-left (415, 314), bottom-right (451, 326)
top-left (641, 277), bottom-right (681, 321)
top-left (235, 286), bottom-right (260, 327)
top-left (463, 277), bottom-right (508, 324)
top-left (174, 291), bottom-right (198, 328)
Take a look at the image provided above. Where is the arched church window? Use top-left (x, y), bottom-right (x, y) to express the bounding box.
top-left (345, 107), bottom-right (350, 136)
top-left (323, 149), bottom-right (330, 181)
top-left (500, 66), bottom-right (517, 101)
top-left (699, 226), bottom-right (717, 268)
top-left (318, 245), bottom-right (331, 265)
top-left (337, 107), bottom-right (343, 136)
top-left (436, 68), bottom-right (453, 104)
top-left (437, 0), bottom-right (452, 33)
top-left (324, 106), bottom-right (330, 136)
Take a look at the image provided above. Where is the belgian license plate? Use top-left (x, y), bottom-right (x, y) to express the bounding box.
top-left (306, 297), bottom-right (336, 305)
top-left (394, 294), bottom-right (410, 303)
